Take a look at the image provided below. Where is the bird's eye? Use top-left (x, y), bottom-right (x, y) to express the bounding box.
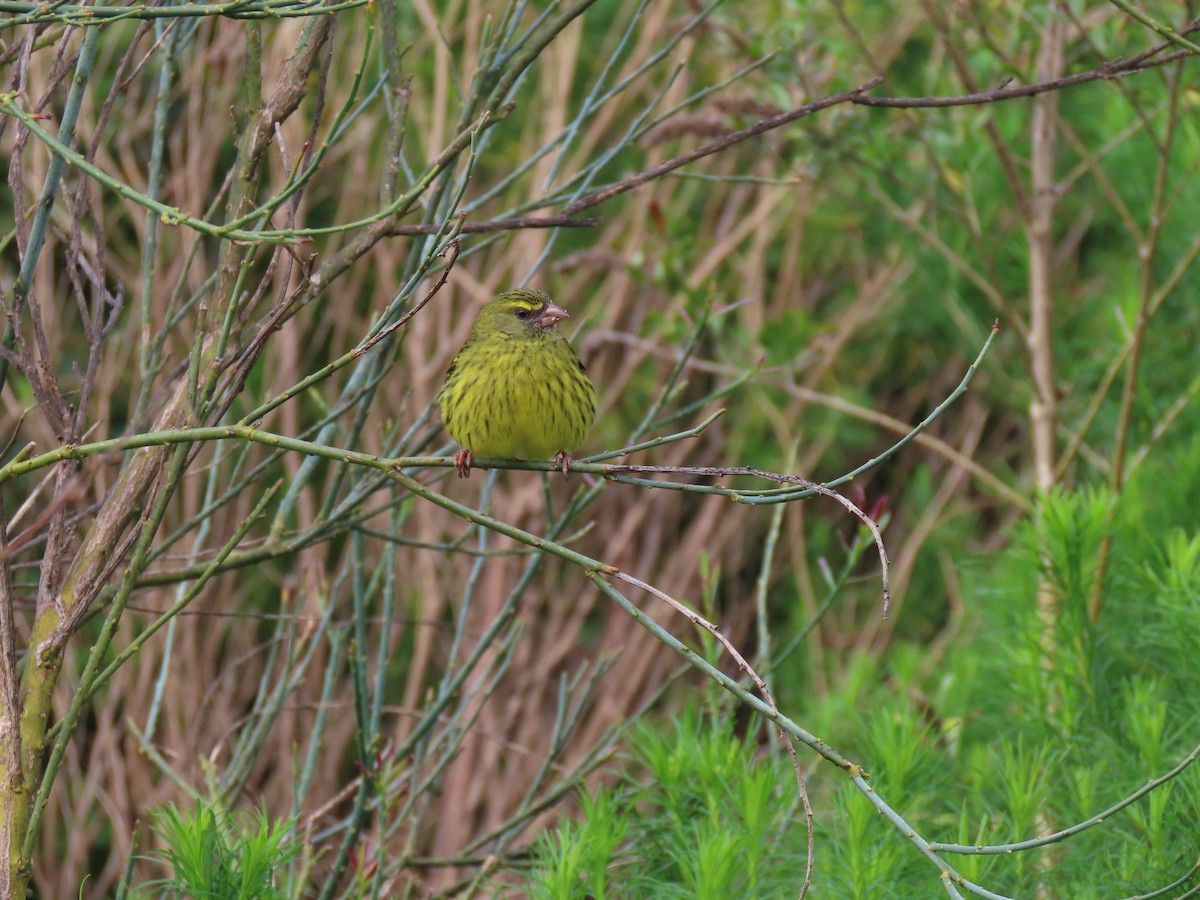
top-left (515, 307), bottom-right (532, 320)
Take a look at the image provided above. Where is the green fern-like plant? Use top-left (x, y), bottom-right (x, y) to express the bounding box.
top-left (139, 802), bottom-right (299, 900)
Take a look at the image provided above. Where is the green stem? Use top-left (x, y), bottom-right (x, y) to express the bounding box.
top-left (0, 28), bottom-right (101, 393)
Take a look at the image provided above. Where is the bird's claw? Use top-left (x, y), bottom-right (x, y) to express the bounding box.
top-left (555, 450), bottom-right (572, 479)
top-left (454, 449), bottom-right (473, 479)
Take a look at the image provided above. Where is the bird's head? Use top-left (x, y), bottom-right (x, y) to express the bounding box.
top-left (474, 289), bottom-right (570, 339)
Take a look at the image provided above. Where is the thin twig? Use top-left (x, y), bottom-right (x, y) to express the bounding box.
top-left (613, 570), bottom-right (816, 896)
top-left (563, 79), bottom-right (883, 215)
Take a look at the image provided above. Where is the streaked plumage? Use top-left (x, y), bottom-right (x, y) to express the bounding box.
top-left (439, 289), bottom-right (596, 478)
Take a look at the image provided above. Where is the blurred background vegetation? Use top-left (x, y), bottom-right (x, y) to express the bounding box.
top-left (2, 0), bottom-right (1199, 897)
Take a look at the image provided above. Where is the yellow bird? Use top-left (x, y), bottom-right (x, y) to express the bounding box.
top-left (439, 289), bottom-right (596, 479)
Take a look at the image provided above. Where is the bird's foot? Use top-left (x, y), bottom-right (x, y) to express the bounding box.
top-left (554, 450), bottom-right (572, 479)
top-left (454, 449), bottom-right (473, 479)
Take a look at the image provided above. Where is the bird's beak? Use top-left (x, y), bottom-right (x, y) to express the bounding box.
top-left (538, 302), bottom-right (570, 328)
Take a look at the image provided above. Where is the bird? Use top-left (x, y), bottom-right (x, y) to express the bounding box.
top-left (439, 288), bottom-right (596, 479)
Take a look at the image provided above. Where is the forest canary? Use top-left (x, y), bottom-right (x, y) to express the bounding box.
top-left (439, 289), bottom-right (596, 479)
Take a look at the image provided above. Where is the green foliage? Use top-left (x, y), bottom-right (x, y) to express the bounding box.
top-left (138, 802), bottom-right (299, 900)
top-left (522, 479), bottom-right (1200, 896)
top-left (525, 713), bottom-right (808, 899)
